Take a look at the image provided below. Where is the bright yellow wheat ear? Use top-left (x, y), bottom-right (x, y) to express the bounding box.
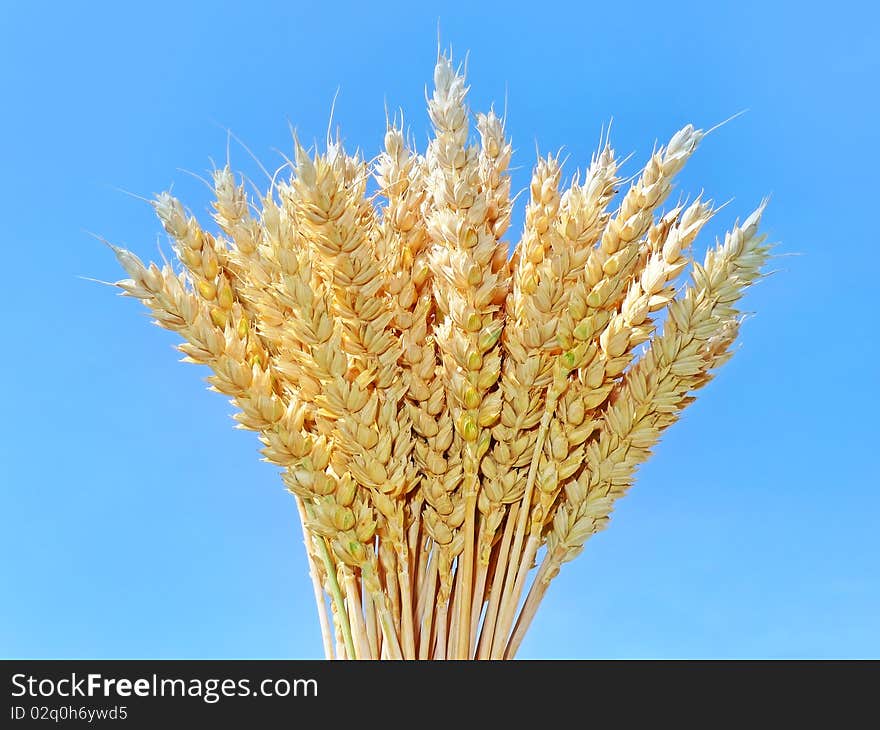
top-left (112, 52), bottom-right (770, 660)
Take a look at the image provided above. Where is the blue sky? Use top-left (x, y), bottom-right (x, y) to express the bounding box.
top-left (1, 0), bottom-right (877, 659)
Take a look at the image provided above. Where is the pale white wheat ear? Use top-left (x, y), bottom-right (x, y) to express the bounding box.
top-left (111, 50), bottom-right (772, 660)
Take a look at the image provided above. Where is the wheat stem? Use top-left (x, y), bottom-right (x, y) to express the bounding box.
top-left (491, 375), bottom-right (562, 656)
top-left (468, 554), bottom-right (489, 657)
top-left (417, 552), bottom-right (439, 659)
top-left (342, 568), bottom-right (371, 660)
top-left (295, 497), bottom-right (334, 659)
top-left (314, 532), bottom-right (355, 660)
top-left (397, 549), bottom-right (417, 659)
top-left (477, 503), bottom-right (517, 658)
top-left (364, 586), bottom-right (379, 660)
top-left (504, 546), bottom-right (562, 658)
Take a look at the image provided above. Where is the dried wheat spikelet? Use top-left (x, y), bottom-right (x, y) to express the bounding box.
top-left (111, 52), bottom-right (772, 660)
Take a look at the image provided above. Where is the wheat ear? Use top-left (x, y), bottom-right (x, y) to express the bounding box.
top-left (374, 124), bottom-right (433, 659)
top-left (506, 203), bottom-right (770, 657)
top-left (291, 144), bottom-right (408, 659)
top-left (425, 55), bottom-right (508, 658)
top-left (490, 142), bottom-right (620, 655)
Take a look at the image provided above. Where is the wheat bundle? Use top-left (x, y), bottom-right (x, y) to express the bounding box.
top-left (111, 54), bottom-right (771, 659)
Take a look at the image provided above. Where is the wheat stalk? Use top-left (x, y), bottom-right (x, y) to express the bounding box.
top-left (110, 52), bottom-right (772, 659)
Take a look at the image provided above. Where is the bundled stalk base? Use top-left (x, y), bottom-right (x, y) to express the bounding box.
top-left (112, 53), bottom-right (771, 660)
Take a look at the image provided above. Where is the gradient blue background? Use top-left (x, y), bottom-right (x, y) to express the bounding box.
top-left (1, 0), bottom-right (877, 658)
